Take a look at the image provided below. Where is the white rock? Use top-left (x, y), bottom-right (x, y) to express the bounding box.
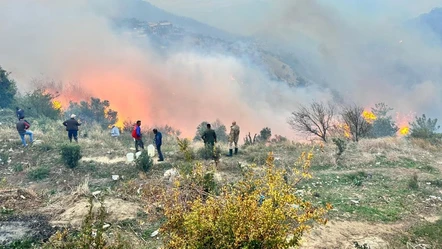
top-left (112, 175), bottom-right (119, 181)
top-left (92, 191), bottom-right (101, 196)
top-left (103, 224), bottom-right (111, 229)
top-left (151, 229), bottom-right (159, 237)
top-left (20, 195), bottom-right (26, 200)
top-left (351, 200), bottom-right (359, 204)
top-left (126, 153), bottom-right (134, 162)
top-left (375, 162), bottom-right (381, 165)
top-left (135, 151), bottom-right (142, 159)
top-left (147, 144), bottom-right (155, 157)
top-left (163, 168), bottom-right (179, 182)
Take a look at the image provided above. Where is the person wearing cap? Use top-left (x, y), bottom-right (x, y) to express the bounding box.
top-left (63, 114), bottom-right (81, 142)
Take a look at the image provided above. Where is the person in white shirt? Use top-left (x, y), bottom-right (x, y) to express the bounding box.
top-left (111, 125), bottom-right (120, 137)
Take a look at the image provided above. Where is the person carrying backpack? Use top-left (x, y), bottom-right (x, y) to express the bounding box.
top-left (16, 118), bottom-right (33, 147)
top-left (132, 120), bottom-right (144, 152)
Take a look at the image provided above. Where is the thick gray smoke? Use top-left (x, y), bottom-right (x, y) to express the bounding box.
top-left (2, 0), bottom-right (442, 139)
top-left (252, 0), bottom-right (442, 121)
top-left (0, 0), bottom-right (331, 139)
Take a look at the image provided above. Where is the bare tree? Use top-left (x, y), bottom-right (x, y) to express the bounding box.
top-left (341, 104), bottom-right (372, 142)
top-left (288, 101), bottom-right (335, 142)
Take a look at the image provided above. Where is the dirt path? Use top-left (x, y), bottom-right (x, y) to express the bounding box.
top-left (300, 220), bottom-right (404, 249)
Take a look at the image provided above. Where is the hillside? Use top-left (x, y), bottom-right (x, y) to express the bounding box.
top-left (1, 118), bottom-right (441, 248)
top-left (104, 0), bottom-right (238, 41)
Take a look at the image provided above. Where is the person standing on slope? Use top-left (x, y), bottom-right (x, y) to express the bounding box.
top-left (16, 118), bottom-right (33, 147)
top-left (153, 128), bottom-right (164, 162)
top-left (63, 114), bottom-right (81, 143)
top-left (132, 120), bottom-right (144, 152)
top-left (202, 123), bottom-right (217, 148)
top-left (227, 121), bottom-right (240, 157)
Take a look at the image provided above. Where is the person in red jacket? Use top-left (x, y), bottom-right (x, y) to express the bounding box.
top-left (132, 120), bottom-right (144, 152)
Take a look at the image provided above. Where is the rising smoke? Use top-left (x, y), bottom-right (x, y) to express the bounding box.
top-left (253, 0), bottom-right (442, 120)
top-left (1, 0), bottom-right (442, 138)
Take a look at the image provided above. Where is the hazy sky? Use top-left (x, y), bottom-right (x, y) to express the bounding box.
top-left (146, 0), bottom-right (442, 35)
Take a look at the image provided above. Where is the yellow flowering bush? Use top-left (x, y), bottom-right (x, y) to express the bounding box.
top-left (160, 151), bottom-right (332, 249)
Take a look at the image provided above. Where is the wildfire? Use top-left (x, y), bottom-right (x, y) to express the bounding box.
top-left (399, 126), bottom-right (409, 135)
top-left (336, 123), bottom-right (351, 138)
top-left (52, 100), bottom-right (63, 111)
top-left (362, 110), bottom-right (377, 124)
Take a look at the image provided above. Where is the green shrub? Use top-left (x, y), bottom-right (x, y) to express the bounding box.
top-left (15, 88), bottom-right (61, 120)
top-left (408, 173), bottom-right (419, 190)
top-left (0, 152), bottom-right (9, 165)
top-left (13, 163), bottom-right (24, 172)
top-left (161, 152), bottom-right (332, 248)
top-left (60, 144), bottom-right (82, 169)
top-left (258, 127), bottom-right (272, 142)
top-left (369, 103), bottom-right (398, 138)
top-left (409, 114), bottom-right (440, 139)
top-left (28, 167), bottom-right (50, 181)
top-left (66, 97), bottom-right (118, 129)
top-left (197, 145), bottom-right (221, 161)
top-left (332, 138), bottom-right (347, 156)
top-left (135, 150), bottom-right (153, 172)
top-left (0, 66), bottom-right (17, 108)
top-left (193, 120), bottom-right (228, 143)
top-left (177, 137), bottom-right (195, 162)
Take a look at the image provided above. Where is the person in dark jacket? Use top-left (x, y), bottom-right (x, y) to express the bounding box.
top-left (63, 114), bottom-right (81, 142)
top-left (153, 128), bottom-right (164, 162)
top-left (16, 107), bottom-right (24, 120)
top-left (16, 118), bottom-right (33, 147)
top-left (132, 120), bottom-right (144, 152)
top-left (202, 123), bottom-right (217, 147)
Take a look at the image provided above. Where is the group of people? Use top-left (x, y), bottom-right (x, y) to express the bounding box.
top-left (14, 107), bottom-right (241, 161)
top-left (201, 121), bottom-right (241, 157)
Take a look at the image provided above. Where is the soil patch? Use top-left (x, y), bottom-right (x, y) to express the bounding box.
top-left (50, 196), bottom-right (142, 227)
top-left (0, 188), bottom-right (41, 213)
top-left (0, 214), bottom-right (56, 246)
top-left (300, 220), bottom-right (404, 249)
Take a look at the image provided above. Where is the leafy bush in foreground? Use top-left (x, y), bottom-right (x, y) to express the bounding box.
top-left (60, 144), bottom-right (82, 169)
top-left (161, 152), bottom-right (332, 249)
top-left (135, 150), bottom-right (153, 172)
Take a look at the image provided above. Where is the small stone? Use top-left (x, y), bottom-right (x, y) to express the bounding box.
top-left (103, 224), bottom-right (111, 229)
top-left (112, 175), bottom-right (119, 181)
top-left (92, 191), bottom-right (101, 196)
top-left (351, 200), bottom-right (359, 204)
top-left (151, 229), bottom-right (159, 237)
top-left (20, 195), bottom-right (26, 200)
top-left (376, 162), bottom-right (381, 165)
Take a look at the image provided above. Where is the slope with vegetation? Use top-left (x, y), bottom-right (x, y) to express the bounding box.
top-left (1, 64), bottom-right (442, 249)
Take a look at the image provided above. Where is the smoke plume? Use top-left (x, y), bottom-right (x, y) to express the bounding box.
top-left (1, 0), bottom-right (442, 139)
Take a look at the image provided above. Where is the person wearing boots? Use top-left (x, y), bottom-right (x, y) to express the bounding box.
top-left (227, 121), bottom-right (240, 156)
top-left (63, 114), bottom-right (81, 142)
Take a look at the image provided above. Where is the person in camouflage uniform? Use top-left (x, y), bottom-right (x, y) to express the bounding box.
top-left (227, 121), bottom-right (240, 156)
